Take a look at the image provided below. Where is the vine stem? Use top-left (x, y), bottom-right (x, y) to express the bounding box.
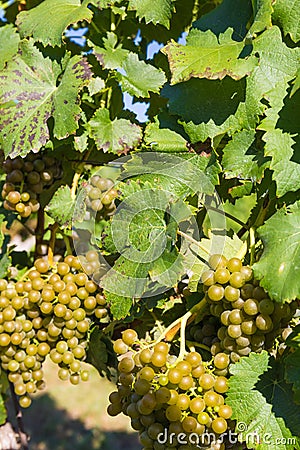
top-left (48, 223), bottom-right (59, 266)
top-left (71, 172), bottom-right (81, 200)
top-left (9, 382), bottom-right (29, 450)
top-left (34, 207), bottom-right (45, 260)
top-left (177, 230), bottom-right (210, 256)
top-left (235, 240), bottom-right (248, 261)
top-left (149, 310), bottom-right (164, 335)
top-left (186, 340), bottom-right (211, 352)
top-left (178, 312), bottom-right (191, 360)
top-left (151, 298), bottom-right (208, 346)
top-left (249, 227), bottom-right (256, 266)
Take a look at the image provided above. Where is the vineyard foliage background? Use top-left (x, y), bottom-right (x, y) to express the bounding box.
top-left (0, 0), bottom-right (300, 449)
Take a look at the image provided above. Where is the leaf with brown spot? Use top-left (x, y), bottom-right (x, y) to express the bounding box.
top-left (0, 40), bottom-right (91, 158)
top-left (162, 28), bottom-right (257, 85)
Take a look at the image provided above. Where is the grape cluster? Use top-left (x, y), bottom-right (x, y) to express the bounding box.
top-left (108, 329), bottom-right (232, 450)
top-left (1, 153), bottom-right (62, 217)
top-left (202, 254), bottom-right (297, 365)
top-left (84, 175), bottom-right (118, 217)
top-left (188, 317), bottom-right (219, 349)
top-left (0, 252), bottom-right (109, 408)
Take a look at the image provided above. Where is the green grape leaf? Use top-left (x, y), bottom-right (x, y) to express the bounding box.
top-left (103, 291), bottom-right (133, 320)
top-left (144, 119), bottom-right (188, 152)
top-left (45, 185), bottom-right (86, 227)
top-left (128, 0), bottom-right (173, 28)
top-left (193, 0), bottom-right (253, 41)
top-left (0, 393), bottom-right (6, 425)
top-left (16, 0), bottom-right (94, 47)
top-left (263, 129), bottom-right (300, 197)
top-left (249, 0), bottom-right (273, 35)
top-left (253, 201), bottom-right (300, 302)
top-left (162, 28), bottom-right (257, 85)
top-left (291, 68), bottom-right (300, 96)
top-left (222, 129), bottom-right (269, 181)
top-left (257, 356), bottom-right (300, 436)
top-left (228, 352), bottom-right (298, 450)
top-left (88, 77), bottom-right (105, 96)
top-left (0, 41), bottom-right (91, 158)
top-left (122, 152), bottom-right (219, 198)
top-left (86, 327), bottom-right (117, 379)
top-left (285, 349), bottom-right (300, 404)
top-left (117, 53), bottom-right (167, 98)
top-left (93, 32), bottom-right (129, 69)
top-left (0, 254), bottom-right (11, 279)
top-left (163, 77), bottom-right (259, 142)
top-left (87, 107), bottom-right (142, 154)
top-left (0, 25), bottom-right (20, 71)
top-left (273, 0), bottom-right (300, 43)
top-left (247, 27), bottom-right (300, 130)
top-left (149, 250), bottom-right (184, 287)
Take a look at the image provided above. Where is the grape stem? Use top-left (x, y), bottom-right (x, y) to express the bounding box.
top-left (249, 227), bottom-right (256, 266)
top-left (177, 230), bottom-right (210, 256)
top-left (34, 207), bottom-right (45, 260)
top-left (149, 310), bottom-right (164, 335)
top-left (235, 240), bottom-right (248, 261)
top-left (151, 298), bottom-right (208, 349)
top-left (186, 340), bottom-right (211, 352)
top-left (9, 382), bottom-right (29, 450)
top-left (48, 222), bottom-right (59, 266)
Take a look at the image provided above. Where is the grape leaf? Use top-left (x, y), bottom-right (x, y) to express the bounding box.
top-left (88, 77), bottom-right (105, 96)
top-left (86, 327), bottom-right (117, 379)
top-left (249, 0), bottom-right (273, 35)
top-left (45, 185), bottom-right (86, 227)
top-left (193, 0), bottom-right (253, 41)
top-left (257, 356), bottom-right (300, 436)
top-left (273, 0), bottom-right (300, 43)
top-left (247, 27), bottom-right (300, 130)
top-left (228, 352), bottom-right (298, 450)
top-left (222, 129), bottom-right (269, 180)
top-left (162, 28), bottom-right (257, 85)
top-left (104, 291), bottom-right (133, 320)
top-left (0, 254), bottom-right (11, 279)
top-left (263, 129), bottom-right (300, 197)
top-left (128, 0), bottom-right (173, 28)
top-left (291, 68), bottom-right (300, 96)
top-left (93, 32), bottom-right (129, 69)
top-left (16, 0), bottom-right (94, 47)
top-left (253, 201), bottom-right (300, 302)
top-left (87, 107), bottom-right (142, 154)
top-left (122, 152), bottom-right (219, 198)
top-left (163, 77), bottom-right (259, 142)
top-left (117, 53), bottom-right (167, 98)
top-left (144, 119), bottom-right (188, 152)
top-left (0, 41), bottom-right (91, 158)
top-left (0, 25), bottom-right (19, 71)
top-left (149, 250), bottom-right (184, 287)
top-left (285, 349), bottom-right (300, 404)
top-left (0, 395), bottom-right (6, 426)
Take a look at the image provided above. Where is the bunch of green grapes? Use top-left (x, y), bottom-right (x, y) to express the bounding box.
top-left (84, 175), bottom-right (118, 217)
top-left (0, 251), bottom-right (110, 408)
top-left (202, 254), bottom-right (297, 365)
top-left (1, 153), bottom-right (62, 217)
top-left (108, 329), bottom-right (232, 450)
